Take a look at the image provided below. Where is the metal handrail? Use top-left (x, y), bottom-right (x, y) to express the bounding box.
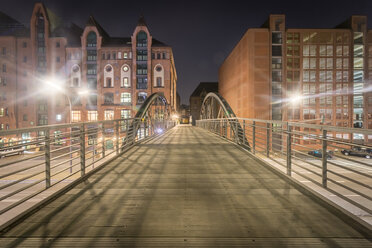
top-left (197, 117), bottom-right (372, 217)
top-left (0, 110), bottom-right (176, 229)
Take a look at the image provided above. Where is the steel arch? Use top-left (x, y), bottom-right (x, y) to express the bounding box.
top-left (200, 92), bottom-right (250, 149)
top-left (123, 93), bottom-right (171, 149)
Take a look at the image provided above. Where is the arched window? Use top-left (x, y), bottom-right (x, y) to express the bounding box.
top-left (87, 32), bottom-right (97, 47)
top-left (153, 64), bottom-right (164, 87)
top-left (104, 64), bottom-right (114, 88)
top-left (70, 64), bottom-right (81, 87)
top-left (121, 64), bottom-right (131, 88)
top-left (136, 31), bottom-right (147, 47)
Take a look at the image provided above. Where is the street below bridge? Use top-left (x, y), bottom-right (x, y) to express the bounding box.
top-left (0, 126), bottom-right (371, 247)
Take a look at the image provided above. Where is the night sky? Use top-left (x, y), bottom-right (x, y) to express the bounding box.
top-left (1, 0), bottom-right (372, 104)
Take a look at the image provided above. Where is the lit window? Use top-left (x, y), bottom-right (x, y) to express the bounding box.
top-left (121, 77), bottom-right (129, 88)
top-left (123, 66), bottom-right (129, 72)
top-left (124, 52), bottom-right (128, 59)
top-left (0, 108), bottom-right (3, 117)
top-left (56, 114), bottom-right (62, 121)
top-left (104, 110), bottom-right (114, 120)
top-left (121, 109), bottom-right (131, 119)
top-left (71, 111), bottom-right (81, 122)
top-left (88, 111), bottom-right (98, 121)
top-left (121, 93), bottom-right (131, 103)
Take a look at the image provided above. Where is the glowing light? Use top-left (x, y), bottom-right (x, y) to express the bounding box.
top-left (172, 114), bottom-right (179, 119)
top-left (289, 94), bottom-right (302, 104)
top-left (155, 128), bottom-right (164, 134)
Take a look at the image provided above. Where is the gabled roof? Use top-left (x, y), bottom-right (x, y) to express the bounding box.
top-left (137, 15), bottom-right (147, 27)
top-left (52, 23), bottom-right (83, 47)
top-left (190, 82), bottom-right (218, 98)
top-left (152, 38), bottom-right (168, 47)
top-left (86, 15), bottom-right (110, 38)
top-left (0, 11), bottom-right (28, 37)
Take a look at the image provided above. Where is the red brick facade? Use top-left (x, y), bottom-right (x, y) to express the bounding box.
top-left (0, 3), bottom-right (177, 136)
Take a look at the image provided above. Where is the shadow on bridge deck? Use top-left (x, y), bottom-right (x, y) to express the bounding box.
top-left (0, 126), bottom-right (371, 247)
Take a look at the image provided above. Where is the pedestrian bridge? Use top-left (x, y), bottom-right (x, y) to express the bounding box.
top-left (0, 126), bottom-right (371, 247)
top-left (0, 93), bottom-right (371, 247)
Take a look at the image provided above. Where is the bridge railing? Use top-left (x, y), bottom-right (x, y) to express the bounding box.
top-left (197, 118), bottom-right (372, 217)
top-left (0, 118), bottom-right (175, 227)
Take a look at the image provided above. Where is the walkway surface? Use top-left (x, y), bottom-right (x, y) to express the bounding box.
top-left (0, 126), bottom-right (371, 247)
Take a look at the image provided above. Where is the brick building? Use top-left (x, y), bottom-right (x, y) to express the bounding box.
top-left (0, 2), bottom-right (177, 138)
top-left (219, 14), bottom-right (372, 141)
top-left (189, 82), bottom-right (218, 125)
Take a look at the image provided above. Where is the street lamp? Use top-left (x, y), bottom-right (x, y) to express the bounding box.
top-left (41, 77), bottom-right (88, 173)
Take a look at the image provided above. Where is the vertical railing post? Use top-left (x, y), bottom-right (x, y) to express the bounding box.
top-left (252, 121), bottom-right (256, 154)
top-left (115, 120), bottom-right (119, 155)
top-left (266, 123), bottom-right (270, 157)
top-left (243, 120), bottom-right (246, 146)
top-left (44, 129), bottom-right (51, 188)
top-left (286, 123), bottom-right (292, 176)
top-left (80, 124), bottom-right (85, 176)
top-left (322, 129), bottom-right (328, 188)
top-left (144, 119), bottom-right (148, 139)
top-left (228, 120), bottom-right (232, 140)
top-left (102, 123), bottom-right (105, 158)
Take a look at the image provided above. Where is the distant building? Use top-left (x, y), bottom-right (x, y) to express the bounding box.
top-left (219, 14), bottom-right (372, 142)
top-left (0, 2), bottom-right (177, 140)
top-left (179, 104), bottom-right (190, 116)
top-left (176, 92), bottom-right (181, 113)
top-left (189, 82), bottom-right (218, 125)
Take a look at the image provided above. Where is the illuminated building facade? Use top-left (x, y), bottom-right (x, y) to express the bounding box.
top-left (219, 14), bottom-right (372, 142)
top-left (0, 3), bottom-right (177, 138)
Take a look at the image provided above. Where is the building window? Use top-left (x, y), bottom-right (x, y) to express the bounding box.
top-left (56, 56), bottom-right (60, 63)
top-left (272, 46), bottom-right (282, 56)
top-left (23, 56), bottom-right (27, 63)
top-left (136, 31), bottom-right (148, 47)
top-left (124, 52), bottom-right (128, 59)
top-left (87, 78), bottom-right (97, 89)
top-left (56, 41), bottom-right (60, 48)
top-left (1, 47), bottom-right (5, 55)
top-left (137, 92), bottom-right (147, 104)
top-left (157, 53), bottom-right (161, 59)
top-left (87, 32), bottom-right (97, 47)
top-left (156, 77), bottom-right (162, 87)
top-left (88, 111), bottom-right (98, 121)
top-left (56, 114), bottom-right (62, 121)
top-left (102, 53), bottom-right (105, 60)
top-left (121, 77), bottom-right (129, 88)
top-left (120, 109), bottom-right (131, 119)
top-left (87, 64), bottom-right (97, 75)
top-left (121, 92), bottom-right (131, 103)
top-left (106, 78), bottom-right (113, 88)
top-left (104, 110), bottom-right (114, 120)
top-left (72, 77), bottom-right (79, 87)
top-left (104, 93), bottom-right (114, 104)
top-left (162, 52), bottom-right (166, 59)
top-left (22, 114), bottom-right (28, 121)
top-left (87, 50), bottom-right (97, 61)
top-left (38, 114), bottom-right (48, 125)
top-left (2, 64), bottom-right (6, 72)
top-left (71, 111), bottom-right (81, 122)
top-left (23, 42), bottom-right (27, 48)
top-left (88, 94), bottom-right (97, 106)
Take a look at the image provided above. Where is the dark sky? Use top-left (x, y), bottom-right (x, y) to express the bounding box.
top-left (1, 0), bottom-right (372, 104)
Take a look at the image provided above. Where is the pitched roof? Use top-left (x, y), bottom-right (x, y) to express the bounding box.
top-left (137, 15), bottom-right (147, 27)
top-left (0, 11), bottom-right (28, 36)
top-left (190, 82), bottom-right (218, 98)
top-left (52, 23), bottom-right (83, 47)
top-left (86, 15), bottom-right (110, 38)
